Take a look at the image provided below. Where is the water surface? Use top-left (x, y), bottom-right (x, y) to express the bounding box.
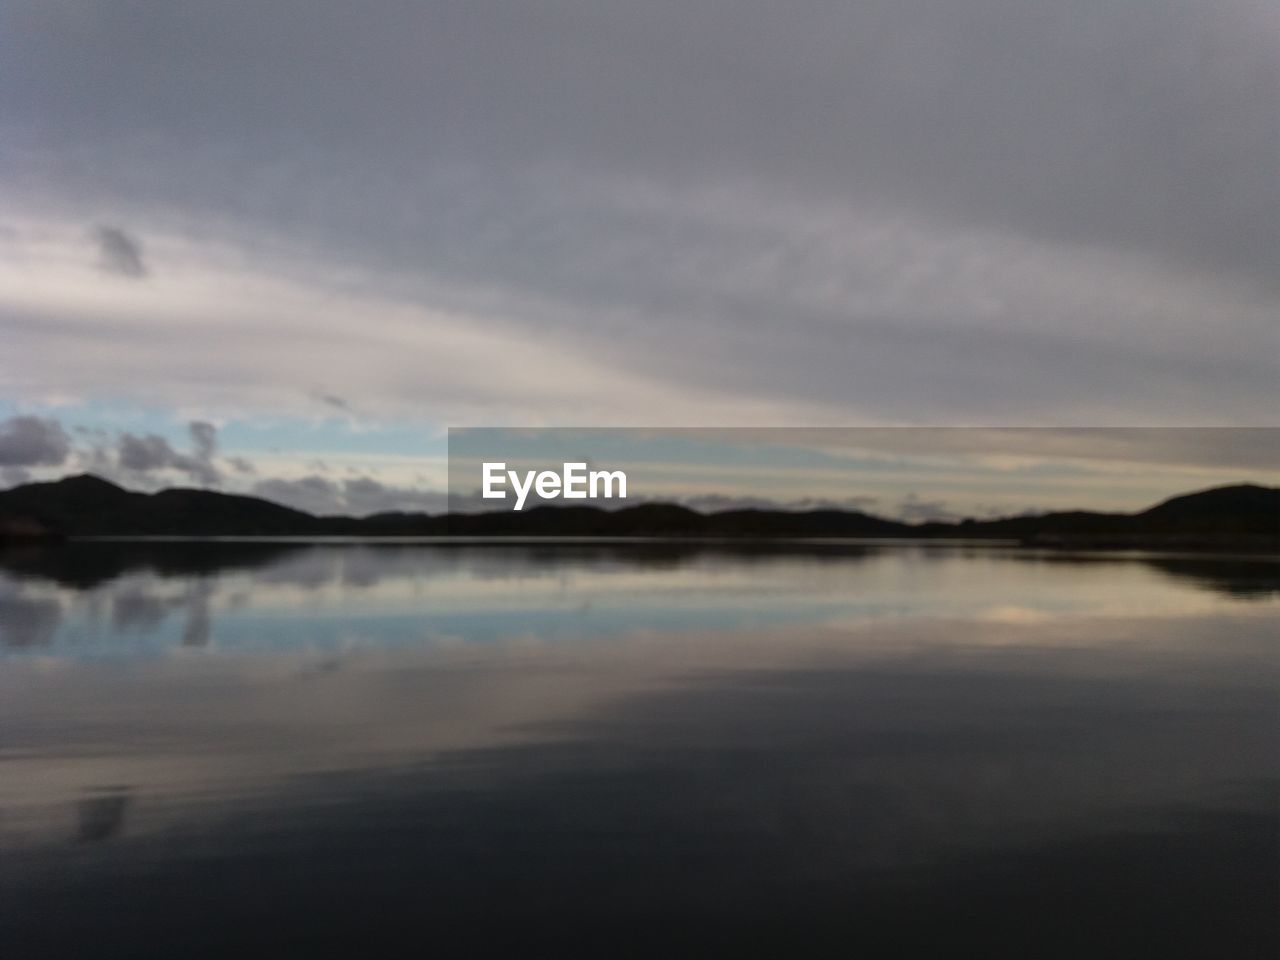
top-left (1, 542), bottom-right (1276, 956)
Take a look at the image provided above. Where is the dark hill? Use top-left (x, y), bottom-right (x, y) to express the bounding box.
top-left (997, 484), bottom-right (1278, 550)
top-left (1140, 484), bottom-right (1279, 521)
top-left (0, 475), bottom-right (1275, 549)
top-left (0, 474), bottom-right (321, 537)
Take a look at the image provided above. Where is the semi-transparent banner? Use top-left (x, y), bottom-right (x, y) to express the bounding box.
top-left (446, 427), bottom-right (1278, 542)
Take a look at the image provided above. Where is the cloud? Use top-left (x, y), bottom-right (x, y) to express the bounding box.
top-left (341, 476), bottom-right (447, 516)
top-left (14, 2), bottom-right (1275, 280)
top-left (680, 493), bottom-right (881, 514)
top-left (315, 392), bottom-right (350, 412)
top-left (0, 415), bottom-right (72, 466)
top-left (92, 225), bottom-right (147, 278)
top-left (1, 466), bottom-right (31, 487)
top-left (249, 476), bottom-right (342, 515)
top-left (189, 420), bottom-right (217, 460)
top-left (0, 2), bottom-right (1276, 431)
top-left (117, 433), bottom-right (182, 470)
top-left (250, 474), bottom-right (449, 516)
top-left (741, 427), bottom-right (1280, 474)
top-left (896, 494), bottom-right (962, 524)
top-left (116, 421), bottom-right (221, 486)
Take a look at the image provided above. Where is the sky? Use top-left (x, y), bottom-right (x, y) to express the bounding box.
top-left (444, 428), bottom-right (1280, 519)
top-left (1, 2), bottom-right (1276, 517)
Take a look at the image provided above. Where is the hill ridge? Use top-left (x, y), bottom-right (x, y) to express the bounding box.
top-left (0, 476), bottom-right (1276, 549)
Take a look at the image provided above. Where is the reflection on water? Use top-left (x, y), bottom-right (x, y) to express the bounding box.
top-left (74, 788), bottom-right (131, 845)
top-left (1, 542), bottom-right (1277, 957)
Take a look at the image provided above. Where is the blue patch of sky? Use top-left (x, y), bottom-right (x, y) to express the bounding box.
top-left (1, 398), bottom-right (446, 459)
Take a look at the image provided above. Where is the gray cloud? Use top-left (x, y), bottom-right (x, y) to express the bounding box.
top-left (680, 493), bottom-right (882, 514)
top-left (0, 415), bottom-right (72, 466)
top-left (709, 427), bottom-right (1280, 473)
top-left (189, 420), bottom-right (217, 460)
top-left (10, 2), bottom-right (1273, 278)
top-left (250, 475), bottom-right (449, 517)
top-left (249, 476), bottom-right (342, 515)
top-left (117, 434), bottom-right (181, 470)
top-left (342, 477), bottom-right (447, 516)
top-left (315, 392), bottom-right (350, 412)
top-left (117, 421), bottom-right (221, 486)
top-left (896, 495), bottom-right (961, 524)
top-left (1, 2), bottom-right (1276, 425)
top-left (1, 466), bottom-right (32, 487)
top-left (92, 225), bottom-right (147, 278)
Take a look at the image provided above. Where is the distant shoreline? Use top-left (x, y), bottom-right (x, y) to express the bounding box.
top-left (1, 475), bottom-right (1276, 553)
top-left (2, 534), bottom-right (1275, 561)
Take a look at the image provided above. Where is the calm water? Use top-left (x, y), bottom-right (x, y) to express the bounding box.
top-left (1, 541), bottom-right (1277, 957)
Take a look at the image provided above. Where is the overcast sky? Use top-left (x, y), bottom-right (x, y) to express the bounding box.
top-left (1, 2), bottom-right (1276, 514)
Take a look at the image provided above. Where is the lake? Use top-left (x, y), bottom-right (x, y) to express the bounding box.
top-left (1, 541), bottom-right (1277, 957)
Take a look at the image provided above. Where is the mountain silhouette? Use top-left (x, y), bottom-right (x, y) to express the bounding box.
top-left (0, 475), bottom-right (1275, 549)
top-left (0, 474), bottom-right (319, 537)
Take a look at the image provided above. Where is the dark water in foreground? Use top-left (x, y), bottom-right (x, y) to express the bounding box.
top-left (1, 541), bottom-right (1277, 957)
